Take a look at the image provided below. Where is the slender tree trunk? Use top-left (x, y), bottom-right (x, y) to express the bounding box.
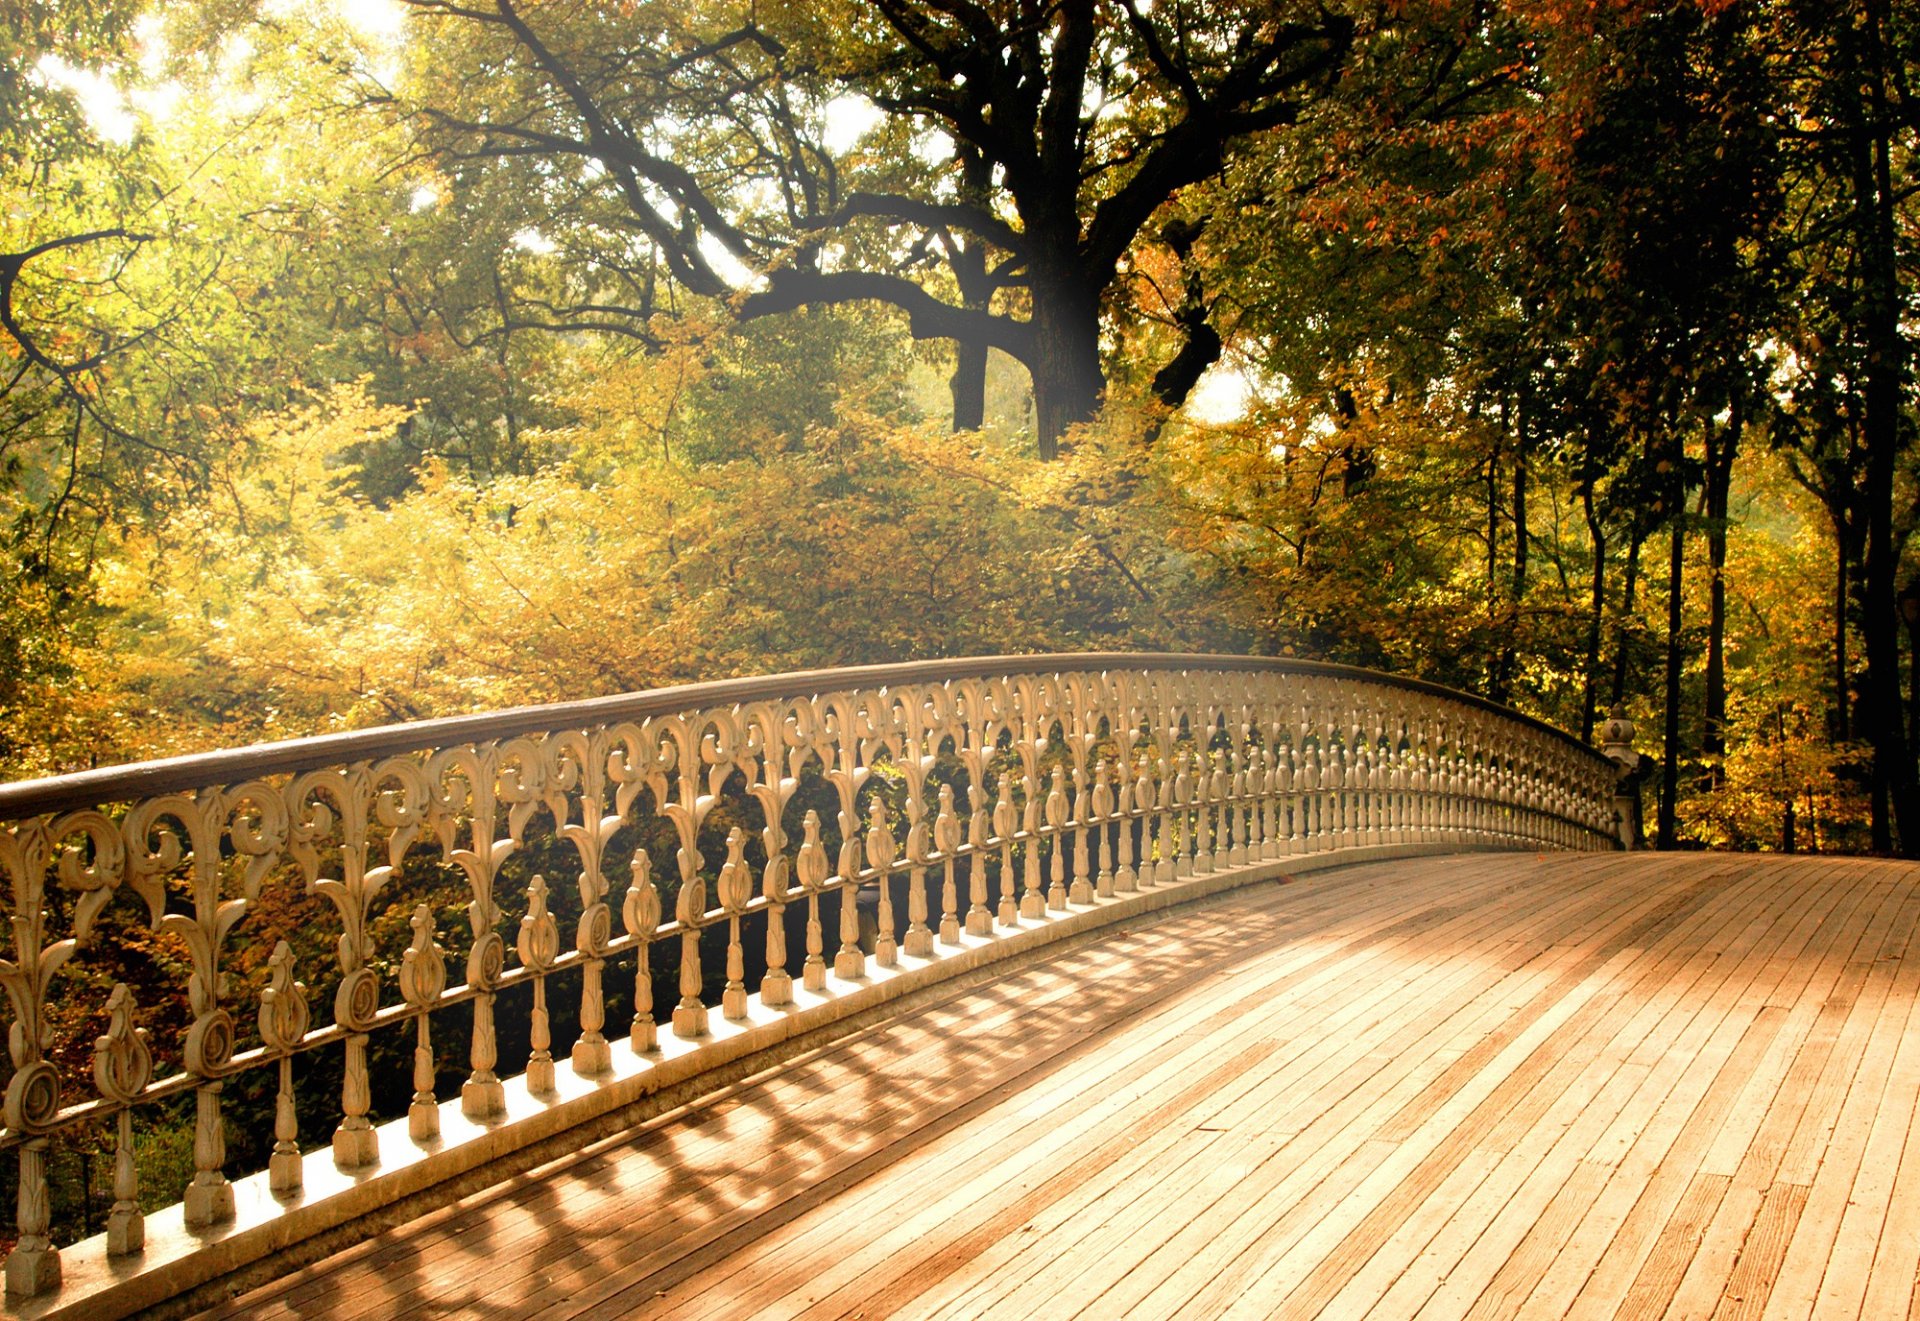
top-left (1831, 511), bottom-right (1852, 743)
top-left (1611, 522), bottom-right (1647, 708)
top-left (1581, 480), bottom-right (1608, 742)
top-left (1701, 411), bottom-right (1740, 784)
top-left (1906, 583), bottom-right (1920, 764)
top-left (1778, 703), bottom-right (1798, 853)
top-left (1852, 0), bottom-right (1919, 855)
top-left (950, 337), bottom-right (988, 432)
top-left (1485, 432), bottom-right (1501, 609)
top-left (1658, 490), bottom-right (1685, 849)
top-left (1492, 403), bottom-right (1528, 705)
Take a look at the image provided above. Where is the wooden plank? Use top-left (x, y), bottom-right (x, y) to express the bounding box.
top-left (904, 861), bottom-right (1622, 1321)
top-left (1655, 861), bottom-right (1887, 1320)
top-left (1233, 861), bottom-right (1812, 1320)
top-left (657, 855), bottom-right (1588, 1321)
top-left (1073, 857), bottom-right (1706, 1321)
top-left (1806, 878), bottom-right (1920, 1321)
top-left (208, 853), bottom-right (1920, 1321)
top-left (1465, 860), bottom-right (1885, 1321)
top-left (1714, 1183), bottom-right (1811, 1321)
top-left (1392, 859), bottom-right (1854, 1320)
top-left (1113, 852), bottom-right (1758, 1313)
top-left (1760, 862), bottom-right (1920, 1321)
top-left (1532, 865), bottom-right (1920, 1319)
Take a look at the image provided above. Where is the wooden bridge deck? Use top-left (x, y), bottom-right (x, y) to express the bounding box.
top-left (212, 851), bottom-right (1920, 1320)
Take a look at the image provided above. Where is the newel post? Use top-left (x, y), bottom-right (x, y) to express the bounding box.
top-left (1600, 707), bottom-right (1647, 850)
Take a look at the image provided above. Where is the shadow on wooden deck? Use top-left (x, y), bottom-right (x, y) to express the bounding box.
top-left (209, 851), bottom-right (1920, 1321)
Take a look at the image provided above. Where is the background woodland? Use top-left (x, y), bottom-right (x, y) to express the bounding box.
top-left (4, 0), bottom-right (1918, 857)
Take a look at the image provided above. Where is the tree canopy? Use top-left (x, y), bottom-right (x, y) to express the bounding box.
top-left (2, 0), bottom-right (1917, 857)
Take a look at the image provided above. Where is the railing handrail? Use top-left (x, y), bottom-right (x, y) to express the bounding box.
top-left (0, 652), bottom-right (1609, 819)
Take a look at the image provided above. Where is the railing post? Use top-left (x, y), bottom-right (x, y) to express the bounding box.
top-left (936, 784), bottom-right (964, 943)
top-left (1600, 707), bottom-right (1647, 850)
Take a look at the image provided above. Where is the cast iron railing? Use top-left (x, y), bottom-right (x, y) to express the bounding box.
top-left (0, 654), bottom-right (1619, 1317)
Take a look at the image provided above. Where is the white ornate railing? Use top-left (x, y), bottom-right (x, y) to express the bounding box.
top-left (0, 654), bottom-right (1618, 1317)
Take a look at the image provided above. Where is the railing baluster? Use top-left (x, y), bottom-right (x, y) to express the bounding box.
top-left (717, 831), bottom-right (751, 1020)
top-left (966, 788), bottom-right (993, 936)
top-left (258, 943), bottom-right (309, 1193)
top-left (674, 843), bottom-right (710, 1038)
top-left (547, 731), bottom-right (615, 1080)
top-left (1020, 774), bottom-right (1045, 918)
top-left (1115, 754), bottom-right (1139, 892)
top-left (1209, 751), bottom-right (1230, 872)
top-left (1228, 746), bottom-right (1247, 868)
top-left (797, 810), bottom-right (829, 991)
top-left (1153, 754), bottom-right (1175, 884)
top-left (994, 776), bottom-right (1019, 926)
top-left (520, 875), bottom-right (560, 1092)
top-left (8, 1138), bottom-right (56, 1295)
top-left (436, 749), bottom-right (511, 1122)
top-left (869, 800), bottom-right (899, 967)
top-left (1046, 767), bottom-right (1070, 910)
top-left (937, 784), bottom-right (963, 944)
top-left (1169, 745), bottom-right (1186, 873)
top-left (761, 819), bottom-right (794, 1008)
top-left (92, 984), bottom-right (151, 1255)
top-left (623, 850), bottom-right (661, 1050)
top-left (1093, 760), bottom-right (1114, 898)
top-left (1253, 745), bottom-right (1275, 859)
top-left (904, 783), bottom-right (933, 958)
top-left (835, 803), bottom-right (866, 980)
top-left (400, 905), bottom-right (447, 1140)
top-left (1069, 765), bottom-right (1094, 905)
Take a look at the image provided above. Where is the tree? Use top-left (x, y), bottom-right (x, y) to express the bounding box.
top-left (1765, 0), bottom-right (1919, 854)
top-left (383, 0), bottom-right (1354, 454)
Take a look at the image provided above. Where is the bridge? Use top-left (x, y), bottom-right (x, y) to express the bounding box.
top-left (0, 655), bottom-right (1909, 1319)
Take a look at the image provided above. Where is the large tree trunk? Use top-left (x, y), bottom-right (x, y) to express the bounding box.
top-left (1028, 282), bottom-right (1105, 460)
top-left (946, 152), bottom-right (997, 433)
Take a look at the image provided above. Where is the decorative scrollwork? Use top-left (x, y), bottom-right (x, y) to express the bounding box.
top-left (184, 1009), bottom-right (235, 1077)
top-left (469, 931), bottom-right (506, 991)
top-left (258, 942), bottom-right (311, 1053)
top-left (93, 984), bottom-right (152, 1105)
top-left (334, 966), bottom-right (381, 1034)
top-left (4, 1062), bottom-right (59, 1132)
top-left (400, 905), bottom-right (448, 1008)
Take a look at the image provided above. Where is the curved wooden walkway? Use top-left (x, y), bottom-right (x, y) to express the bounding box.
top-left (212, 852), bottom-right (1920, 1320)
